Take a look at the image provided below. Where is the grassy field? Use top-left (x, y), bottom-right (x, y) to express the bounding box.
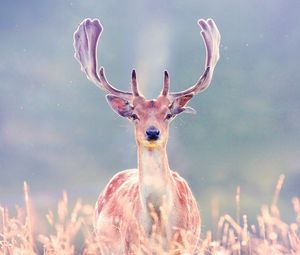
top-left (1, 176), bottom-right (300, 255)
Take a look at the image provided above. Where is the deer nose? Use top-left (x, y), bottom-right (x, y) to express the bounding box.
top-left (146, 126), bottom-right (160, 140)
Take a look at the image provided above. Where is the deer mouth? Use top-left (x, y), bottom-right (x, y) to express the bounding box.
top-left (141, 139), bottom-right (163, 149)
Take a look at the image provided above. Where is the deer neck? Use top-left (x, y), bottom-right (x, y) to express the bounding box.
top-left (137, 145), bottom-right (174, 229)
top-left (138, 145), bottom-right (171, 186)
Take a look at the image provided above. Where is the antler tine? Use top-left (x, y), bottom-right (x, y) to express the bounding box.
top-left (99, 67), bottom-right (132, 98)
top-left (168, 18), bottom-right (220, 99)
top-left (131, 69), bottom-right (140, 97)
top-left (73, 19), bottom-right (133, 100)
top-left (161, 71), bottom-right (170, 96)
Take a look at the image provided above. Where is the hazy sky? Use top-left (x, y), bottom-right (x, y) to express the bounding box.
top-left (1, 0), bottom-right (300, 227)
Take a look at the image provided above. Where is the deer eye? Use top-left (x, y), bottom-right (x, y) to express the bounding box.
top-left (131, 113), bottom-right (140, 121)
top-left (165, 113), bottom-right (173, 120)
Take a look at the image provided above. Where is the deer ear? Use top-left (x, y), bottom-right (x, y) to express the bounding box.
top-left (169, 93), bottom-right (196, 115)
top-left (106, 95), bottom-right (133, 118)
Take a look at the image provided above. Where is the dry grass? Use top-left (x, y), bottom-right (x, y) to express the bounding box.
top-left (0, 176), bottom-right (300, 255)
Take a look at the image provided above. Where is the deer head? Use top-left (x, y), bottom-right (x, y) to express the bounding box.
top-left (73, 18), bottom-right (220, 150)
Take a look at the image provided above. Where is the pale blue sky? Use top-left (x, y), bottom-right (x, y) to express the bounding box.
top-left (0, 0), bottom-right (299, 227)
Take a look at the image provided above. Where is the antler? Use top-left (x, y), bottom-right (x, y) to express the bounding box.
top-left (73, 19), bottom-right (133, 100)
top-left (131, 69), bottom-right (141, 97)
top-left (160, 71), bottom-right (170, 96)
top-left (168, 18), bottom-right (220, 99)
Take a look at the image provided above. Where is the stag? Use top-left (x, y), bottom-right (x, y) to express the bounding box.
top-left (74, 18), bottom-right (220, 254)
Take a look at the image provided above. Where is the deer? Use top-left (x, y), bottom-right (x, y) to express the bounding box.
top-left (74, 17), bottom-right (220, 254)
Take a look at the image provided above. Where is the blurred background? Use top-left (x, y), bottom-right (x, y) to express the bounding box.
top-left (0, 0), bottom-right (299, 231)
